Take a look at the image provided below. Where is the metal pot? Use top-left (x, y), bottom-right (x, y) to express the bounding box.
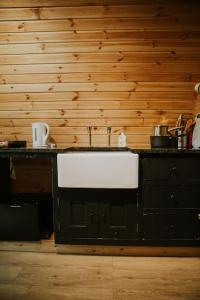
top-left (150, 136), bottom-right (171, 148)
top-left (153, 125), bottom-right (169, 136)
top-left (153, 125), bottom-right (183, 136)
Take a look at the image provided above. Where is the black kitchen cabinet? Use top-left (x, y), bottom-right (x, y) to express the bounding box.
top-left (0, 193), bottom-right (53, 241)
top-left (141, 155), bottom-right (200, 245)
top-left (0, 158), bottom-right (10, 203)
top-left (51, 150), bottom-right (200, 246)
top-left (0, 154), bottom-right (54, 241)
top-left (54, 188), bottom-right (139, 244)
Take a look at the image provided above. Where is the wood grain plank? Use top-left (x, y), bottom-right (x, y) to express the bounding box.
top-left (0, 82), bottom-right (195, 93)
top-left (1, 5), bottom-right (200, 21)
top-left (1, 72), bottom-right (200, 84)
top-left (0, 100), bottom-right (192, 111)
top-left (0, 109), bottom-right (192, 119)
top-left (0, 63), bottom-right (200, 75)
top-left (0, 133), bottom-right (152, 145)
top-left (0, 118), bottom-right (146, 127)
top-left (0, 91), bottom-right (194, 101)
top-left (0, 0), bottom-right (194, 8)
top-left (1, 19), bottom-right (200, 33)
top-left (1, 41), bottom-right (200, 55)
top-left (1, 52), bottom-right (200, 65)
top-left (0, 126), bottom-right (153, 135)
top-left (2, 30), bottom-right (200, 44)
top-left (2, 30), bottom-right (200, 43)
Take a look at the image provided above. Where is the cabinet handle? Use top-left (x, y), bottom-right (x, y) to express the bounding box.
top-left (170, 194), bottom-right (179, 205)
top-left (170, 194), bottom-right (175, 200)
top-left (171, 166), bottom-right (177, 176)
top-left (89, 213), bottom-right (94, 224)
top-left (102, 214), bottom-right (107, 224)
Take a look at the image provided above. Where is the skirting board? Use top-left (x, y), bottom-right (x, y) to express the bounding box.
top-left (0, 240), bottom-right (200, 257)
top-left (56, 244), bottom-right (200, 257)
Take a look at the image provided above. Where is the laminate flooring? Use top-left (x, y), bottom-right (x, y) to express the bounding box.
top-left (0, 251), bottom-right (199, 300)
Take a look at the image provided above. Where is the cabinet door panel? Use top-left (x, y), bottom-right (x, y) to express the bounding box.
top-left (99, 189), bottom-right (138, 240)
top-left (0, 158), bottom-right (10, 203)
top-left (143, 213), bottom-right (200, 240)
top-left (142, 157), bottom-right (200, 182)
top-left (143, 186), bottom-right (200, 208)
top-left (59, 189), bottom-right (98, 239)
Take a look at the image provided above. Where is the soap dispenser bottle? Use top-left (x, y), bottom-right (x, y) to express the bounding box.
top-left (118, 131), bottom-right (127, 147)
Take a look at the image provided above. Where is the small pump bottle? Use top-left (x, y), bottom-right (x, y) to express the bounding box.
top-left (118, 131), bottom-right (127, 147)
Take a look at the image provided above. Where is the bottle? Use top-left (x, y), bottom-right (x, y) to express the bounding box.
top-left (118, 131), bottom-right (127, 147)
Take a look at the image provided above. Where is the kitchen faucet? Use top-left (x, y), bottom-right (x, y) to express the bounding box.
top-left (88, 126), bottom-right (92, 147)
top-left (107, 127), bottom-right (112, 147)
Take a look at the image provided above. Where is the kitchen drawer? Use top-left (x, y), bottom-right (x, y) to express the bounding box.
top-left (143, 186), bottom-right (200, 208)
top-left (142, 157), bottom-right (200, 182)
top-left (143, 212), bottom-right (200, 240)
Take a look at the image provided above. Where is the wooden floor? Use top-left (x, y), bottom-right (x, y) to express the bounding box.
top-left (1, 238), bottom-right (200, 257)
top-left (0, 251), bottom-right (199, 300)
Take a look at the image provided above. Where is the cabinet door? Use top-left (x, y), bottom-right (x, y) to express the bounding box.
top-left (58, 189), bottom-right (98, 241)
top-left (0, 158), bottom-right (10, 203)
top-left (99, 189), bottom-right (138, 240)
top-left (143, 212), bottom-right (200, 240)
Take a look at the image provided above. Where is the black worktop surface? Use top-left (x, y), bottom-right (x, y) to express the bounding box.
top-left (0, 147), bottom-right (58, 157)
top-left (62, 147), bottom-right (200, 154)
top-left (0, 147), bottom-right (200, 156)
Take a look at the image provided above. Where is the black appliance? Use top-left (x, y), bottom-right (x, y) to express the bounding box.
top-left (0, 193), bottom-right (53, 241)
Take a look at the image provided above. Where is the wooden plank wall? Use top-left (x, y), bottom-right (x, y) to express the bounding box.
top-left (0, 0), bottom-right (199, 149)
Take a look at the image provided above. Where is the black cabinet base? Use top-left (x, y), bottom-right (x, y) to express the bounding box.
top-left (54, 188), bottom-right (140, 244)
top-left (55, 238), bottom-right (200, 247)
top-left (0, 193), bottom-right (53, 241)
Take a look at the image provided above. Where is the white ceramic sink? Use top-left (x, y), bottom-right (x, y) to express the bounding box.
top-left (57, 151), bottom-right (139, 189)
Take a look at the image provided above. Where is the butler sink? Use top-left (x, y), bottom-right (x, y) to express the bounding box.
top-left (57, 151), bottom-right (139, 189)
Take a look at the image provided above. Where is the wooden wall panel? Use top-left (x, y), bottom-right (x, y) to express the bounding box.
top-left (0, 0), bottom-right (197, 8)
top-left (0, 0), bottom-right (199, 149)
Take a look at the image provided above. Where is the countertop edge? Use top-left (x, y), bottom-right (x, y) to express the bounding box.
top-left (0, 147), bottom-right (200, 155)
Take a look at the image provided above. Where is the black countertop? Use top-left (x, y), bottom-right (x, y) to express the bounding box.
top-left (62, 147), bottom-right (200, 154)
top-left (0, 147), bottom-right (59, 157)
top-left (0, 146), bottom-right (200, 156)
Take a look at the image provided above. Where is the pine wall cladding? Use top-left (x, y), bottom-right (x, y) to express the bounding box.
top-left (0, 0), bottom-right (199, 148)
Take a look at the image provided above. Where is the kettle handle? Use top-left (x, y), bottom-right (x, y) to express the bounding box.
top-left (195, 113), bottom-right (200, 121)
top-left (43, 123), bottom-right (50, 144)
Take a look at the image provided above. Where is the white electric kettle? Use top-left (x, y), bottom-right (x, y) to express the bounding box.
top-left (32, 122), bottom-right (50, 148)
top-left (192, 113), bottom-right (200, 148)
